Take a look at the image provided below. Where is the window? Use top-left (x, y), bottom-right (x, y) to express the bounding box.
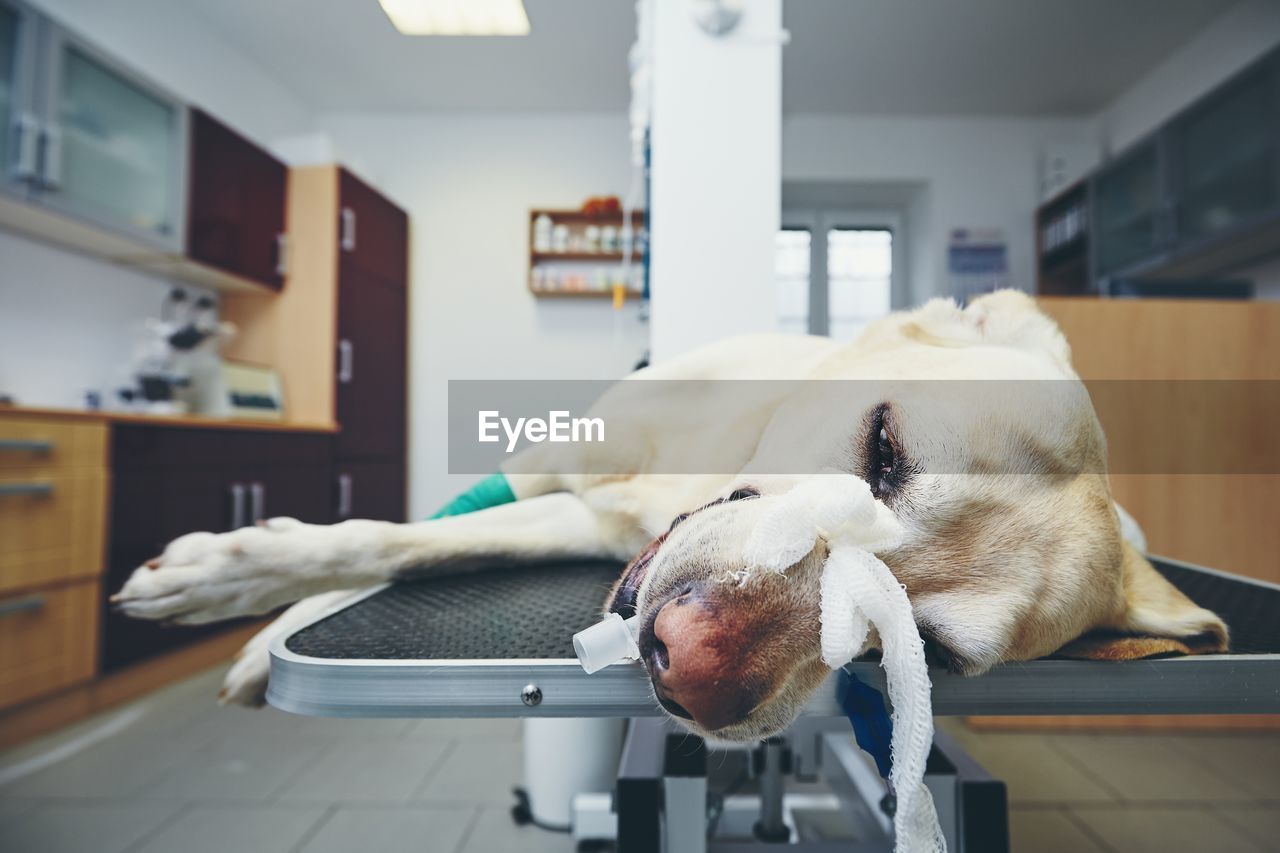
top-left (774, 228), bottom-right (811, 337)
top-left (775, 211), bottom-right (898, 341)
top-left (826, 227), bottom-right (892, 342)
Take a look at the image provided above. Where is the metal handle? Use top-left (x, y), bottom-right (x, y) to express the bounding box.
top-left (12, 113), bottom-right (40, 181)
top-left (337, 473), bottom-right (353, 519)
top-left (249, 482), bottom-right (265, 524)
top-left (340, 207), bottom-right (356, 251)
top-left (0, 595), bottom-right (46, 618)
top-left (337, 339), bottom-right (354, 383)
top-left (0, 481), bottom-right (54, 498)
top-left (229, 482), bottom-right (246, 530)
top-left (40, 123), bottom-right (62, 189)
top-left (0, 438), bottom-right (53, 454)
top-left (275, 233), bottom-right (288, 277)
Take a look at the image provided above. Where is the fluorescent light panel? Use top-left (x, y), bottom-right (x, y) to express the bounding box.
top-left (379, 0), bottom-right (530, 35)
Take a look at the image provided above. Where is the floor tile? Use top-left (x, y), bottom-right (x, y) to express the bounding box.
top-left (416, 741), bottom-right (522, 805)
top-left (299, 805), bottom-right (474, 853)
top-left (1213, 805), bottom-right (1280, 849)
top-left (1071, 806), bottom-right (1267, 853)
top-left (132, 805), bottom-right (327, 853)
top-left (1008, 808), bottom-right (1107, 853)
top-left (458, 805), bottom-right (576, 853)
top-left (944, 733), bottom-right (1118, 804)
top-left (1170, 735), bottom-right (1280, 800)
top-left (1050, 735), bottom-right (1256, 802)
top-left (278, 737), bottom-right (451, 804)
top-left (1, 727), bottom-right (212, 800)
top-left (406, 718), bottom-right (521, 740)
top-left (139, 736), bottom-right (330, 802)
top-left (1, 802), bottom-right (181, 853)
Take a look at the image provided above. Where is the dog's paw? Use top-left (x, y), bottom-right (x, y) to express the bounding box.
top-left (219, 643), bottom-right (271, 707)
top-left (217, 589), bottom-right (361, 707)
top-left (110, 518), bottom-right (320, 624)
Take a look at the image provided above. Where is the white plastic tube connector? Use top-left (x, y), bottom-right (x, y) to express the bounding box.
top-left (573, 613), bottom-right (641, 674)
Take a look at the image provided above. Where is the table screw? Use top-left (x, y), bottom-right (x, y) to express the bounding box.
top-left (521, 684), bottom-right (543, 707)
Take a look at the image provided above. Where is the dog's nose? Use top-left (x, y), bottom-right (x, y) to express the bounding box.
top-left (643, 586), bottom-right (761, 731)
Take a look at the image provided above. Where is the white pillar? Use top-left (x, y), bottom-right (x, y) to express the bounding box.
top-left (648, 0), bottom-right (783, 362)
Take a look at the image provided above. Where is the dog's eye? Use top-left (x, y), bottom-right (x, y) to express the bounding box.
top-left (668, 512), bottom-right (690, 532)
top-left (867, 405), bottom-right (906, 498)
top-left (728, 488), bottom-right (759, 501)
top-left (877, 428), bottom-right (894, 480)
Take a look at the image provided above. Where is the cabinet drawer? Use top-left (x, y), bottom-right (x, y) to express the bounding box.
top-left (0, 469), bottom-right (107, 595)
top-left (112, 424), bottom-right (331, 470)
top-left (0, 580), bottom-right (100, 710)
top-left (0, 417), bottom-right (107, 472)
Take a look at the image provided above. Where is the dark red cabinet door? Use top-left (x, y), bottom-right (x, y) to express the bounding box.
top-left (332, 169), bottom-right (408, 522)
top-left (334, 258), bottom-right (407, 461)
top-left (338, 168), bottom-right (408, 287)
top-left (187, 109), bottom-right (287, 290)
top-left (335, 459), bottom-right (407, 524)
top-left (104, 426), bottom-right (333, 672)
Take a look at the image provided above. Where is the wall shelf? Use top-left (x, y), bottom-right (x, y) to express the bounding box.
top-left (528, 207), bottom-right (647, 299)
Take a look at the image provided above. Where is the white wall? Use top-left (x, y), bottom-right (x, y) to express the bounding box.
top-left (782, 115), bottom-right (1099, 303)
top-left (1097, 0), bottom-right (1280, 154)
top-left (0, 231), bottom-right (180, 407)
top-left (0, 0), bottom-right (318, 410)
top-left (317, 113), bottom-right (648, 517)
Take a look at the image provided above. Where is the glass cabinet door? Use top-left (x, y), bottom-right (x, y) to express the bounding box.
top-left (41, 30), bottom-right (184, 247)
top-left (0, 5), bottom-right (16, 177)
top-left (1172, 64), bottom-right (1280, 244)
top-left (1094, 142), bottom-right (1164, 276)
top-left (0, 0), bottom-right (38, 190)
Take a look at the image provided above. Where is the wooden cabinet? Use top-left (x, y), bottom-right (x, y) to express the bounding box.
top-left (223, 165), bottom-right (409, 524)
top-left (0, 413), bottom-right (107, 709)
top-left (1094, 139), bottom-right (1168, 278)
top-left (0, 579), bottom-right (99, 710)
top-left (102, 424), bottom-right (333, 671)
top-left (334, 170), bottom-right (408, 521)
top-left (1167, 57), bottom-right (1280, 248)
top-left (1086, 44), bottom-right (1280, 288)
top-left (339, 168), bottom-right (408, 287)
top-left (334, 256), bottom-right (408, 463)
top-left (335, 459), bottom-right (406, 524)
top-left (187, 108), bottom-right (287, 290)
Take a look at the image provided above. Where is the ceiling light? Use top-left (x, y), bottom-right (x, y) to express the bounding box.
top-left (379, 0), bottom-right (530, 36)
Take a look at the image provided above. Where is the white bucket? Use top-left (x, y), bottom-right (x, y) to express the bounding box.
top-left (522, 717), bottom-right (626, 828)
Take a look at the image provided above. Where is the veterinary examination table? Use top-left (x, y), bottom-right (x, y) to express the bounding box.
top-left (267, 556), bottom-right (1280, 851)
top-left (267, 555), bottom-right (1280, 719)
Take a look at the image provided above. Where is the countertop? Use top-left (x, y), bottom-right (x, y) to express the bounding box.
top-left (0, 405), bottom-right (339, 434)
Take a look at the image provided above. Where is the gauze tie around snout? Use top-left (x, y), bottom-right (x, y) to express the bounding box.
top-left (744, 475), bottom-right (946, 853)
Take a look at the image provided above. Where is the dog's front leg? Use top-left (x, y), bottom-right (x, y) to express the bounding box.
top-left (112, 492), bottom-right (623, 625)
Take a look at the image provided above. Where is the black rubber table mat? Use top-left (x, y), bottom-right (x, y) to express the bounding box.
top-left (286, 560), bottom-right (624, 660)
top-left (1158, 561), bottom-right (1280, 655)
top-left (283, 557), bottom-right (1280, 662)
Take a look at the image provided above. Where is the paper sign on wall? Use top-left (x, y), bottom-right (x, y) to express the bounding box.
top-left (948, 228), bottom-right (1009, 303)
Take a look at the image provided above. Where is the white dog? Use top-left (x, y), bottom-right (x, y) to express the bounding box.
top-left (113, 291), bottom-right (1227, 742)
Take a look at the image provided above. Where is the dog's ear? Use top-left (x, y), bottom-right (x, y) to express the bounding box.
top-left (1055, 542), bottom-right (1228, 662)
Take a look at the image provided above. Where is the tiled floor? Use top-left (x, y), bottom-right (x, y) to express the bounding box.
top-left (0, 666), bottom-right (1276, 852)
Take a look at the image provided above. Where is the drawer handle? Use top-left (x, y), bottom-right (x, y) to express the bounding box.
top-left (337, 339), bottom-right (354, 383)
top-left (0, 481), bottom-right (54, 497)
top-left (229, 482), bottom-right (247, 530)
top-left (0, 439), bottom-right (54, 454)
top-left (0, 595), bottom-right (46, 618)
top-left (249, 482), bottom-right (266, 524)
top-left (337, 473), bottom-right (353, 519)
top-left (340, 207), bottom-right (357, 251)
